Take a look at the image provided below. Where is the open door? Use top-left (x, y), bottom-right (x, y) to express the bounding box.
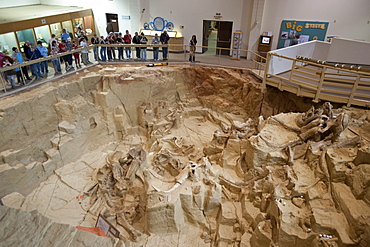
top-left (106, 13), bottom-right (119, 33)
top-left (202, 20), bottom-right (211, 53)
top-left (216, 21), bottom-right (233, 55)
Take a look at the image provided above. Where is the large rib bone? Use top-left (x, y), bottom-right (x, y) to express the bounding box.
top-left (150, 164), bottom-right (191, 193)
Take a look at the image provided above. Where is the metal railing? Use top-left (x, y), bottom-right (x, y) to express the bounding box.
top-left (263, 53), bottom-right (370, 107)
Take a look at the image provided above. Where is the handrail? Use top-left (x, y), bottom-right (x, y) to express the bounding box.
top-left (264, 53), bottom-right (370, 107)
top-left (0, 43), bottom-right (267, 94)
top-left (0, 44), bottom-right (265, 73)
top-left (296, 56), bottom-right (370, 74)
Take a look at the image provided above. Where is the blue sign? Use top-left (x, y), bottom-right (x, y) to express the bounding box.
top-left (144, 17), bottom-right (174, 31)
top-left (278, 20), bottom-right (329, 49)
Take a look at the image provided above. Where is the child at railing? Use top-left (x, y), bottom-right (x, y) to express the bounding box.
top-left (80, 38), bottom-right (91, 65)
top-left (2, 57), bottom-right (16, 89)
top-left (12, 58), bottom-right (24, 86)
top-left (50, 45), bottom-right (61, 75)
top-left (72, 40), bottom-right (81, 68)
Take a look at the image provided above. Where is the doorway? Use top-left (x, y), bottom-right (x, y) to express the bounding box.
top-left (202, 20), bottom-right (233, 55)
top-left (106, 13), bottom-right (119, 33)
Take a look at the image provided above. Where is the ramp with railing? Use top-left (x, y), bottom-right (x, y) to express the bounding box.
top-left (262, 53), bottom-right (370, 107)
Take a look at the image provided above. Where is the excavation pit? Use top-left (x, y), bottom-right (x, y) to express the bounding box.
top-left (0, 64), bottom-right (369, 246)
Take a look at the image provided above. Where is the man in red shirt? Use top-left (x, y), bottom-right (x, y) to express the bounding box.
top-left (58, 39), bottom-right (69, 71)
top-left (123, 30), bottom-right (132, 59)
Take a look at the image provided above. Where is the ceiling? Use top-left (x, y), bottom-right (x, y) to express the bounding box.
top-left (0, 4), bottom-right (86, 24)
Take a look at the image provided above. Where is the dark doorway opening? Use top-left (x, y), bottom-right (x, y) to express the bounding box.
top-left (202, 20), bottom-right (233, 55)
top-left (106, 13), bottom-right (119, 33)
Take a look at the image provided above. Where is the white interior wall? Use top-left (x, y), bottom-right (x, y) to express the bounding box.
top-left (311, 42), bottom-right (331, 61)
top-left (240, 0), bottom-right (252, 57)
top-left (4, 0), bottom-right (370, 57)
top-left (247, 0), bottom-right (265, 56)
top-left (39, 0), bottom-right (131, 36)
top-left (0, 0), bottom-right (39, 8)
top-left (145, 0), bottom-right (244, 51)
top-left (268, 41), bottom-right (318, 75)
top-left (268, 38), bottom-right (369, 75)
top-left (261, 0), bottom-right (370, 50)
top-left (327, 38), bottom-right (370, 65)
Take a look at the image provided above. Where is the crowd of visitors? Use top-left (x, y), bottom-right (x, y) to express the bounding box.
top-left (1, 27), bottom-right (186, 91)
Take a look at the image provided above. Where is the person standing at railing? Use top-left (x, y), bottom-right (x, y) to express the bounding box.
top-left (50, 40), bottom-right (61, 73)
top-left (189, 35), bottom-right (197, 62)
top-left (22, 41), bottom-right (33, 76)
top-left (61, 29), bottom-right (70, 42)
top-left (11, 57), bottom-right (23, 86)
top-left (72, 40), bottom-right (81, 68)
top-left (117, 32), bottom-right (124, 60)
top-left (152, 33), bottom-right (160, 61)
top-left (140, 32), bottom-right (148, 61)
top-left (48, 34), bottom-right (57, 49)
top-left (12, 47), bottom-right (32, 82)
top-left (99, 36), bottom-right (107, 62)
top-left (65, 38), bottom-right (74, 71)
top-left (2, 57), bottom-right (16, 89)
top-left (123, 30), bottom-right (132, 59)
top-left (37, 41), bottom-right (49, 74)
top-left (79, 31), bottom-right (88, 45)
top-left (91, 34), bottom-right (100, 61)
top-left (132, 32), bottom-right (141, 60)
top-left (58, 40), bottom-right (69, 72)
top-left (160, 31), bottom-right (170, 60)
top-left (22, 41), bottom-right (31, 60)
top-left (107, 32), bottom-right (116, 61)
top-left (50, 43), bottom-right (61, 75)
top-left (80, 37), bottom-right (91, 65)
top-left (27, 43), bottom-right (43, 79)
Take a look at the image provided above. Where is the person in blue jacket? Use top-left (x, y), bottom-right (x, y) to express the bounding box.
top-left (37, 41), bottom-right (49, 74)
top-left (12, 47), bottom-right (32, 82)
top-left (28, 43), bottom-right (43, 79)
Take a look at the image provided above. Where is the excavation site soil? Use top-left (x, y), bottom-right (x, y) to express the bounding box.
top-left (0, 64), bottom-right (369, 247)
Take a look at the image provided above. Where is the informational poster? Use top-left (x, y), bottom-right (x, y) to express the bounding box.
top-left (277, 20), bottom-right (329, 49)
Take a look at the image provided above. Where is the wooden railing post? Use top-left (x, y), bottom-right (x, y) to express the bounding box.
top-left (288, 59), bottom-right (296, 82)
top-left (262, 52), bottom-right (271, 92)
top-left (313, 66), bottom-right (327, 103)
top-left (0, 73), bottom-right (7, 92)
top-left (347, 75), bottom-right (360, 107)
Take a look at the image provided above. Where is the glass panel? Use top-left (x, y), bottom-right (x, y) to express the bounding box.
top-left (73, 18), bottom-right (84, 38)
top-left (0, 32), bottom-right (18, 56)
top-left (34, 25), bottom-right (51, 47)
top-left (84, 16), bottom-right (94, 35)
top-left (50, 22), bottom-right (62, 40)
top-left (16, 29), bottom-right (36, 53)
top-left (62, 20), bottom-right (73, 36)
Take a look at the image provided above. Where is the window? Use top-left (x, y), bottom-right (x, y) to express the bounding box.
top-left (0, 32), bottom-right (18, 56)
top-left (34, 25), bottom-right (51, 47)
top-left (83, 16), bottom-right (94, 35)
top-left (16, 29), bottom-right (36, 53)
top-left (62, 20), bottom-right (73, 36)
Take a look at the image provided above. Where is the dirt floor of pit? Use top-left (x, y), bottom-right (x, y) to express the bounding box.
top-left (0, 64), bottom-right (369, 247)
